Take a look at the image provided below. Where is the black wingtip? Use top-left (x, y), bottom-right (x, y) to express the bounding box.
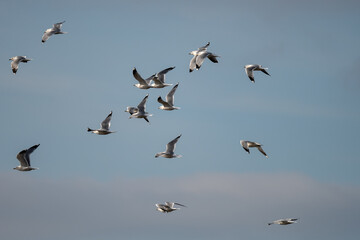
top-left (87, 128), bottom-right (92, 132)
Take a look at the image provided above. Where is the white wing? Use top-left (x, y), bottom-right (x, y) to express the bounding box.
top-left (189, 55), bottom-right (197, 72)
top-left (157, 66), bottom-right (175, 83)
top-left (132, 68), bottom-right (148, 85)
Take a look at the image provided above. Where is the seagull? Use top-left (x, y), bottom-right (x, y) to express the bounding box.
top-left (155, 135), bottom-right (182, 158)
top-left (150, 66), bottom-right (175, 88)
top-left (14, 144), bottom-right (40, 171)
top-left (132, 67), bottom-right (155, 89)
top-left (189, 42), bottom-right (219, 72)
top-left (126, 94), bottom-right (152, 123)
top-left (268, 218), bottom-right (298, 225)
top-left (158, 83), bottom-right (180, 111)
top-left (9, 56), bottom-right (31, 74)
top-left (155, 202), bottom-right (186, 213)
top-left (42, 21), bottom-right (67, 43)
top-left (87, 111), bottom-right (115, 135)
top-left (244, 64), bottom-right (270, 82)
top-left (240, 140), bottom-right (268, 158)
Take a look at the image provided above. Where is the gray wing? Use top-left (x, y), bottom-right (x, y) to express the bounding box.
top-left (165, 135), bottom-right (181, 154)
top-left (207, 53), bottom-right (218, 63)
top-left (157, 96), bottom-right (171, 108)
top-left (24, 144), bottom-right (40, 166)
top-left (16, 150), bottom-right (29, 167)
top-left (245, 66), bottom-right (255, 82)
top-left (256, 146), bottom-right (268, 158)
top-left (144, 74), bottom-right (155, 85)
top-left (189, 55), bottom-right (197, 72)
top-left (101, 111), bottom-right (112, 130)
top-left (152, 76), bottom-right (163, 85)
top-left (137, 94), bottom-right (149, 113)
top-left (157, 66), bottom-right (175, 83)
top-left (260, 68), bottom-right (270, 76)
top-left (199, 42), bottom-right (210, 50)
top-left (132, 68), bottom-right (148, 85)
top-left (165, 202), bottom-right (174, 208)
top-left (166, 83), bottom-right (179, 106)
top-left (53, 21), bottom-right (65, 30)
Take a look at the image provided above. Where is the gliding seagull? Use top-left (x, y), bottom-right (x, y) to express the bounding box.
top-left (268, 218), bottom-right (298, 225)
top-left (132, 67), bottom-right (155, 89)
top-left (240, 140), bottom-right (268, 158)
top-left (189, 42), bottom-right (219, 72)
top-left (9, 56), bottom-right (31, 74)
top-left (158, 83), bottom-right (180, 110)
top-left (155, 135), bottom-right (182, 158)
top-left (126, 94), bottom-right (152, 123)
top-left (155, 202), bottom-right (186, 213)
top-left (244, 64), bottom-right (270, 82)
top-left (42, 21), bottom-right (67, 43)
top-left (88, 111), bottom-right (115, 135)
top-left (14, 144), bottom-right (40, 171)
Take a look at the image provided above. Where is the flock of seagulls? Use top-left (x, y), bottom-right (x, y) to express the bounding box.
top-left (11, 21), bottom-right (297, 226)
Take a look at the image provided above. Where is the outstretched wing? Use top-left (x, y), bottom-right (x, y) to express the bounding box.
top-left (189, 55), bottom-right (197, 72)
top-left (207, 53), bottom-right (219, 63)
top-left (157, 66), bottom-right (175, 83)
top-left (137, 94), bottom-right (149, 113)
top-left (174, 202), bottom-right (186, 207)
top-left (166, 83), bottom-right (179, 106)
top-left (165, 135), bottom-right (181, 154)
top-left (260, 68), bottom-right (270, 76)
top-left (198, 42), bottom-right (210, 50)
top-left (42, 31), bottom-right (53, 43)
top-left (245, 67), bottom-right (255, 82)
top-left (132, 68), bottom-right (148, 85)
top-left (101, 111), bottom-right (112, 130)
top-left (11, 60), bottom-right (19, 74)
top-left (256, 146), bottom-right (268, 158)
top-left (53, 21), bottom-right (65, 30)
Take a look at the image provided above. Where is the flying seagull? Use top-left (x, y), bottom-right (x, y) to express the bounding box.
top-left (150, 66), bottom-right (175, 88)
top-left (126, 94), bottom-right (152, 123)
top-left (158, 83), bottom-right (180, 110)
top-left (9, 56), bottom-right (31, 74)
top-left (240, 140), bottom-right (268, 158)
top-left (14, 144), bottom-right (40, 171)
top-left (268, 218), bottom-right (298, 225)
top-left (132, 67), bottom-right (155, 89)
top-left (155, 202), bottom-right (187, 213)
top-left (244, 64), bottom-right (270, 82)
top-left (155, 135), bottom-right (182, 158)
top-left (88, 111), bottom-right (115, 135)
top-left (189, 42), bottom-right (219, 72)
top-left (42, 21), bottom-right (67, 43)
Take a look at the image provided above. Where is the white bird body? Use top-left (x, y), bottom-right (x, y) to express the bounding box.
top-left (88, 111), bottom-right (115, 135)
top-left (189, 42), bottom-right (219, 72)
top-left (42, 21), bottom-right (67, 43)
top-left (156, 202), bottom-right (186, 213)
top-left (155, 135), bottom-right (182, 158)
top-left (158, 83), bottom-right (180, 111)
top-left (244, 64), bottom-right (270, 82)
top-left (240, 140), bottom-right (268, 158)
top-left (14, 144), bottom-right (40, 171)
top-left (268, 218), bottom-right (298, 225)
top-left (9, 56), bottom-right (31, 74)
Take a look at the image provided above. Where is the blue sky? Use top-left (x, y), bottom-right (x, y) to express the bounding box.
top-left (0, 0), bottom-right (360, 239)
